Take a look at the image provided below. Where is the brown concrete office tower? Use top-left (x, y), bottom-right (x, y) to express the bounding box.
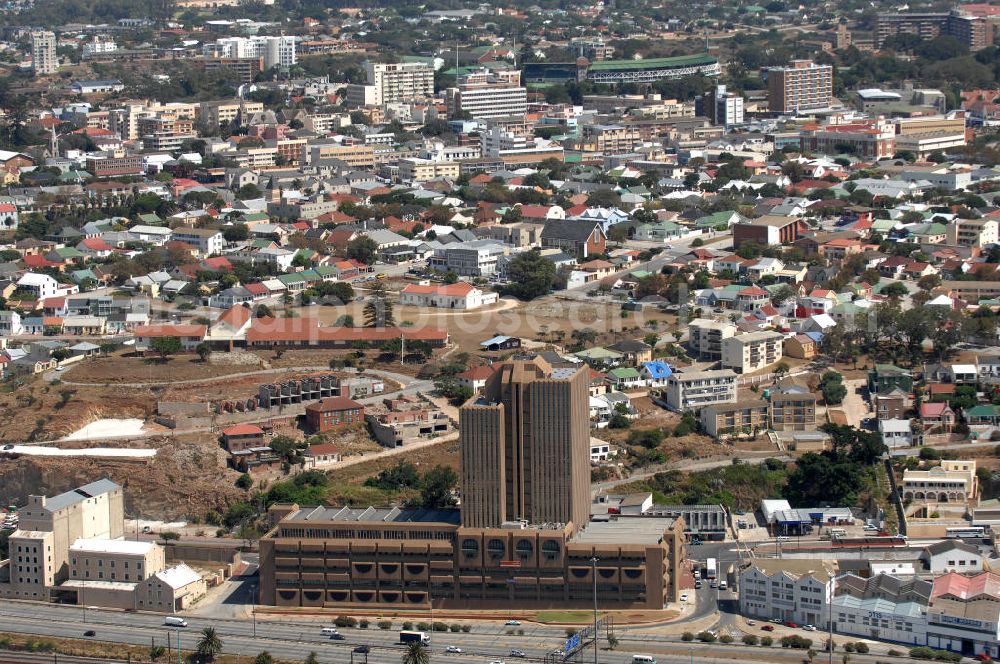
top-left (460, 358), bottom-right (590, 531)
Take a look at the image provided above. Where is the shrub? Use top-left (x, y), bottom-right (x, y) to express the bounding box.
top-left (333, 616), bottom-right (358, 628)
top-left (854, 642), bottom-right (869, 654)
top-left (780, 635), bottom-right (812, 649)
top-left (681, 632), bottom-right (695, 642)
top-left (719, 634), bottom-right (734, 644)
top-left (566, 628), bottom-right (578, 637)
top-left (378, 620), bottom-right (391, 630)
top-left (760, 636), bottom-right (773, 647)
top-left (888, 650), bottom-right (902, 657)
top-left (461, 625), bottom-right (472, 633)
top-left (517, 629), bottom-right (524, 635)
top-left (844, 643), bottom-right (855, 653)
top-left (742, 635), bottom-right (758, 646)
top-left (402, 621), bottom-right (413, 630)
top-left (450, 624), bottom-right (462, 632)
top-left (696, 631), bottom-right (716, 643)
top-left (432, 622), bottom-right (448, 632)
top-left (910, 647), bottom-right (936, 659)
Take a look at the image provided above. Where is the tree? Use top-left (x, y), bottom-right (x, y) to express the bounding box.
top-left (236, 473), bottom-right (253, 490)
top-left (196, 627), bottom-right (223, 661)
top-left (364, 282), bottom-right (395, 328)
top-left (255, 304), bottom-right (274, 318)
top-left (502, 249), bottom-right (557, 300)
top-left (304, 653), bottom-right (320, 664)
top-left (346, 236), bottom-right (378, 264)
top-left (881, 282), bottom-right (908, 299)
top-left (195, 342), bottom-right (211, 363)
top-left (223, 224), bottom-right (249, 242)
top-left (150, 336), bottom-right (182, 361)
top-left (254, 652), bottom-right (274, 664)
top-left (820, 371), bottom-right (847, 405)
top-left (402, 641), bottom-right (430, 664)
top-left (420, 465), bottom-right (458, 508)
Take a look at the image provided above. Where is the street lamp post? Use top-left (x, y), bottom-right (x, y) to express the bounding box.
top-left (175, 627), bottom-right (181, 664)
top-left (827, 574), bottom-right (837, 664)
top-left (252, 584), bottom-right (257, 638)
top-left (591, 556), bottom-right (599, 664)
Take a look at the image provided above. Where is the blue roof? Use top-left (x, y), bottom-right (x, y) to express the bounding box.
top-left (804, 331), bottom-right (823, 342)
top-left (641, 360), bottom-right (673, 378)
top-left (480, 335), bottom-right (514, 347)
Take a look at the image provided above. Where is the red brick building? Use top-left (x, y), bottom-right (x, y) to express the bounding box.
top-left (305, 396), bottom-right (364, 432)
top-left (221, 424), bottom-right (266, 452)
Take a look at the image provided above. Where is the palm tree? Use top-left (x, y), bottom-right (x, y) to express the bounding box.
top-left (196, 626), bottom-right (223, 661)
top-left (402, 641), bottom-right (430, 664)
top-left (304, 653), bottom-right (320, 664)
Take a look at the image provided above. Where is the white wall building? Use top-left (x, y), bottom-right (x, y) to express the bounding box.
top-left (203, 36), bottom-right (296, 69)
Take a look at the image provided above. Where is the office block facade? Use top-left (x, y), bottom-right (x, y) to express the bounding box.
top-left (258, 357), bottom-right (685, 611)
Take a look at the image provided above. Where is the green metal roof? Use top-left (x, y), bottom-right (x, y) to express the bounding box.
top-left (587, 53), bottom-right (717, 72)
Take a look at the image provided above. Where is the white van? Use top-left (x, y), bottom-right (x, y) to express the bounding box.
top-left (321, 627), bottom-right (339, 636)
top-left (164, 617), bottom-right (188, 627)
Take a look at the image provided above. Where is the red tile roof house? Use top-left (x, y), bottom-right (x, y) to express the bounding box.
top-left (304, 443), bottom-right (341, 468)
top-left (305, 396), bottom-right (364, 432)
top-left (133, 323), bottom-right (207, 353)
top-left (456, 364), bottom-right (496, 392)
top-left (920, 402), bottom-right (956, 432)
top-left (398, 282), bottom-right (498, 310)
top-left (221, 424), bottom-right (267, 452)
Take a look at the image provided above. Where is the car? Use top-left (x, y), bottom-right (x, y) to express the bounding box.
top-left (353, 646), bottom-right (370, 654)
top-left (1, 444), bottom-right (12, 450)
top-left (783, 621), bottom-right (798, 628)
top-left (83, 630), bottom-right (96, 637)
top-left (689, 539), bottom-right (702, 545)
top-left (505, 620), bottom-right (521, 626)
top-left (490, 660), bottom-right (506, 664)
top-left (803, 624), bottom-right (816, 632)
top-left (446, 646), bottom-right (463, 653)
top-left (761, 625), bottom-right (775, 632)
top-left (509, 650), bottom-right (526, 658)
top-left (746, 620), bottom-right (755, 626)
top-left (56, 366), bottom-right (65, 371)
top-left (694, 581), bottom-right (702, 589)
top-left (718, 581), bottom-right (727, 590)
top-left (321, 627), bottom-right (339, 635)
top-left (973, 654), bottom-right (993, 662)
top-left (330, 634), bottom-right (346, 641)
top-left (770, 618), bottom-right (782, 623)
top-left (680, 593), bottom-right (689, 601)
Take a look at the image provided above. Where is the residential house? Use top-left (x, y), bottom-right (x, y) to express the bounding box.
top-left (304, 396), bottom-right (364, 432)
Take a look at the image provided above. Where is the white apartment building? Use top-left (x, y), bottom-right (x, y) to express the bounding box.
top-left (170, 228), bottom-right (225, 256)
top-left (446, 69), bottom-right (527, 120)
top-left (900, 459), bottom-right (978, 506)
top-left (348, 61), bottom-right (434, 106)
top-left (203, 36), bottom-right (296, 69)
top-left (30, 30), bottom-right (57, 75)
top-left (16, 273), bottom-right (63, 299)
top-left (0, 310), bottom-right (23, 335)
top-left (687, 318), bottom-right (737, 361)
top-left (82, 37), bottom-right (117, 57)
top-left (399, 281), bottom-right (499, 310)
top-left (739, 559), bottom-right (837, 627)
top-left (721, 330), bottom-right (784, 374)
top-left (428, 240), bottom-right (508, 277)
top-left (946, 218), bottom-right (998, 248)
top-left (660, 369), bottom-right (738, 411)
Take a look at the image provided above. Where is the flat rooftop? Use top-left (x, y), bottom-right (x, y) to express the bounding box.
top-left (572, 517), bottom-right (676, 545)
top-left (70, 538), bottom-right (156, 555)
top-left (287, 505), bottom-right (462, 525)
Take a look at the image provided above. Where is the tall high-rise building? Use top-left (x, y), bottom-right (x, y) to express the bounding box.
top-left (446, 69), bottom-right (527, 120)
top-left (346, 61), bottom-right (434, 106)
top-left (460, 357), bottom-right (590, 530)
top-left (30, 30), bottom-right (57, 76)
top-left (767, 59), bottom-right (833, 114)
top-left (874, 9), bottom-right (995, 51)
top-left (697, 84), bottom-right (745, 127)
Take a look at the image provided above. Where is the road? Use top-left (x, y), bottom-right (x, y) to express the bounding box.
top-left (0, 596), bottom-right (899, 664)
